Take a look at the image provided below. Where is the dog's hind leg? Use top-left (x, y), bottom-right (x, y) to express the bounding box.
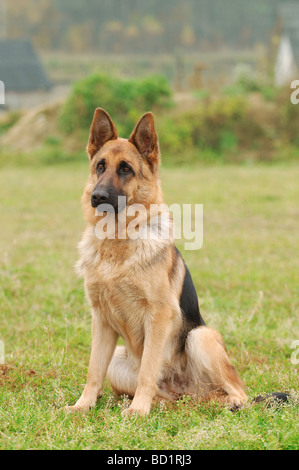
top-left (107, 346), bottom-right (139, 398)
top-left (107, 346), bottom-right (175, 405)
top-left (185, 326), bottom-right (247, 409)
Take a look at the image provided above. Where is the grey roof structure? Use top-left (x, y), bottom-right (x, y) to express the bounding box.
top-left (0, 39), bottom-right (51, 92)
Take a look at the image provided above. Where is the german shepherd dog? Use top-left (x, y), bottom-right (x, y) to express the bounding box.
top-left (67, 108), bottom-right (248, 416)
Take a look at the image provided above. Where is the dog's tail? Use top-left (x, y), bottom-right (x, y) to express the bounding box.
top-left (252, 392), bottom-right (290, 406)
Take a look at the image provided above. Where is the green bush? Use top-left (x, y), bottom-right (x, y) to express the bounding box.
top-left (157, 90), bottom-right (299, 164)
top-left (1, 71), bottom-right (294, 166)
top-left (158, 95), bottom-right (248, 160)
top-left (59, 73), bottom-right (173, 137)
top-left (223, 74), bottom-right (278, 102)
top-left (55, 72), bottom-right (299, 165)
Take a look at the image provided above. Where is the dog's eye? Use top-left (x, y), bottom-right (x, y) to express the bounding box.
top-left (97, 161), bottom-right (105, 173)
top-left (118, 161), bottom-right (134, 176)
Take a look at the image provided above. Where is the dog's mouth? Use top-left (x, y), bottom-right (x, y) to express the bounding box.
top-left (92, 199), bottom-right (127, 214)
top-left (94, 202), bottom-right (116, 213)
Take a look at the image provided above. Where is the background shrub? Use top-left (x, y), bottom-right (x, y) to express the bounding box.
top-left (59, 73), bottom-right (173, 137)
top-left (1, 73), bottom-right (298, 166)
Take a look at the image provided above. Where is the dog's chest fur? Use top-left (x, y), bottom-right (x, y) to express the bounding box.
top-left (76, 224), bottom-right (176, 356)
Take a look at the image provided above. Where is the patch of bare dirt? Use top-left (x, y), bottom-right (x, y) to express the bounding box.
top-left (0, 99), bottom-right (64, 152)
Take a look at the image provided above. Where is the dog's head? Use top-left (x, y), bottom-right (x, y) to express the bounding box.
top-left (82, 108), bottom-right (163, 224)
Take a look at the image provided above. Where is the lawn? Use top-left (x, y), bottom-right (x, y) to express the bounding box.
top-left (0, 161), bottom-right (298, 450)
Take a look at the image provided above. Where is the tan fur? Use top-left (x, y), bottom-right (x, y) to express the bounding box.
top-left (67, 109), bottom-right (247, 416)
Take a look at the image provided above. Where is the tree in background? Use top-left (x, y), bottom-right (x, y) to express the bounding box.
top-left (5, 0), bottom-right (284, 54)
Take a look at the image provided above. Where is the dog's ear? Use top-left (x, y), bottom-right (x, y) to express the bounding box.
top-left (87, 108), bottom-right (118, 159)
top-left (129, 112), bottom-right (159, 171)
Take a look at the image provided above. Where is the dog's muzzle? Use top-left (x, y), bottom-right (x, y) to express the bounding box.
top-left (91, 188), bottom-right (126, 213)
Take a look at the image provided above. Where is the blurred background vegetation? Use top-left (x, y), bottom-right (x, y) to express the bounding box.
top-left (3, 0), bottom-right (287, 55)
top-left (0, 0), bottom-right (298, 165)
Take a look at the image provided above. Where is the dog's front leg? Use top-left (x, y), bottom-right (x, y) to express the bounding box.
top-left (122, 306), bottom-right (172, 417)
top-left (67, 311), bottom-right (118, 412)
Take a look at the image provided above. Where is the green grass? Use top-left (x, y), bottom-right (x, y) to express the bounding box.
top-left (0, 161), bottom-right (298, 450)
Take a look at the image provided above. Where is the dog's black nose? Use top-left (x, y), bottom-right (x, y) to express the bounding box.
top-left (91, 190), bottom-right (109, 207)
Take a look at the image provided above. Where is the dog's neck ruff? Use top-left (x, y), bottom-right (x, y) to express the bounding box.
top-left (131, 211), bottom-right (174, 243)
top-left (75, 211), bottom-right (174, 277)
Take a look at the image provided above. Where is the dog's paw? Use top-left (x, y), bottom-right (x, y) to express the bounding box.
top-left (121, 405), bottom-right (149, 418)
top-left (65, 404), bottom-right (90, 413)
top-left (226, 394), bottom-right (248, 411)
